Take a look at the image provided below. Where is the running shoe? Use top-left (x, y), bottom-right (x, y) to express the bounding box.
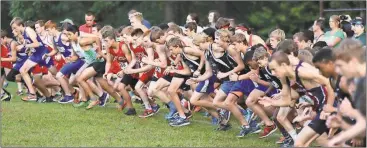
top-left (86, 100), bottom-right (100, 109)
top-left (259, 123), bottom-right (277, 138)
top-left (276, 136), bottom-right (286, 144)
top-left (139, 109), bottom-right (154, 118)
top-left (236, 125), bottom-right (253, 138)
top-left (280, 136), bottom-right (294, 148)
top-left (216, 123), bottom-right (232, 131)
top-left (124, 108), bottom-right (137, 116)
top-left (152, 104), bottom-right (160, 113)
top-left (58, 95), bottom-right (74, 104)
top-left (98, 92), bottom-right (109, 106)
top-left (169, 117), bottom-right (190, 127)
top-left (211, 116), bottom-right (219, 125)
top-left (73, 100), bottom-right (90, 108)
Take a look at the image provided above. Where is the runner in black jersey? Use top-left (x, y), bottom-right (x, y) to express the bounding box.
top-left (262, 51), bottom-right (335, 147)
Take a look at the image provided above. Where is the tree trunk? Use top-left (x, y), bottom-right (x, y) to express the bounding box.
top-left (165, 1), bottom-right (175, 23)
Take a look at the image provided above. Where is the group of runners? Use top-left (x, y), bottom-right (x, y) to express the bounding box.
top-left (0, 9), bottom-right (366, 147)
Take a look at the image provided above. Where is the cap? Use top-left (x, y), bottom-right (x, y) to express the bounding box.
top-left (60, 18), bottom-right (74, 25)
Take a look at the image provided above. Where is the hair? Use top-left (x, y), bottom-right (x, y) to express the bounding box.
top-left (270, 51), bottom-right (290, 65)
top-left (117, 25), bottom-right (126, 34)
top-left (330, 15), bottom-right (341, 28)
top-left (167, 37), bottom-right (184, 48)
top-left (1, 30), bottom-right (8, 38)
top-left (215, 17), bottom-right (230, 29)
top-left (166, 25), bottom-right (183, 34)
top-left (100, 25), bottom-right (114, 36)
top-left (35, 20), bottom-right (45, 27)
top-left (150, 29), bottom-right (165, 42)
top-left (202, 27), bottom-right (216, 42)
top-left (65, 24), bottom-right (79, 35)
top-left (44, 20), bottom-right (57, 29)
top-left (185, 22), bottom-right (197, 33)
top-left (128, 10), bottom-right (143, 21)
top-left (315, 19), bottom-right (325, 31)
top-left (275, 39), bottom-right (299, 56)
top-left (208, 10), bottom-right (220, 23)
top-left (237, 23), bottom-right (254, 35)
top-left (269, 29), bottom-right (285, 41)
top-left (294, 30), bottom-right (314, 43)
top-left (298, 49), bottom-right (314, 65)
top-left (10, 17), bottom-right (24, 27)
top-left (92, 23), bottom-right (103, 31)
top-left (333, 38), bottom-right (366, 63)
top-left (188, 13), bottom-right (200, 24)
top-left (85, 11), bottom-right (95, 17)
top-left (121, 26), bottom-right (134, 35)
top-left (253, 46), bottom-right (270, 61)
top-left (24, 20), bottom-right (36, 30)
top-left (215, 29), bottom-right (231, 42)
top-left (192, 34), bottom-right (206, 46)
top-left (128, 9), bottom-right (137, 15)
top-left (158, 23), bottom-right (169, 31)
top-left (243, 50), bottom-right (256, 64)
top-left (230, 33), bottom-right (248, 45)
top-left (131, 28), bottom-right (144, 37)
top-left (312, 47), bottom-right (334, 63)
top-left (313, 41), bottom-right (327, 49)
top-left (102, 30), bottom-right (116, 40)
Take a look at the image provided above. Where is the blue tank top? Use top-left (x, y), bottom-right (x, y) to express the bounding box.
top-left (54, 33), bottom-right (72, 57)
top-left (7, 40), bottom-right (28, 63)
top-left (22, 27), bottom-right (47, 54)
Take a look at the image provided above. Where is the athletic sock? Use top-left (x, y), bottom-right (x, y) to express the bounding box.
top-left (288, 130), bottom-right (297, 141)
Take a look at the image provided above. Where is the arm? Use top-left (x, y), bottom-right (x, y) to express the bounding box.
top-left (79, 32), bottom-right (99, 38)
top-left (1, 42), bottom-right (17, 62)
top-left (220, 46), bottom-right (245, 78)
top-left (126, 47), bottom-right (137, 70)
top-left (121, 44), bottom-right (132, 63)
top-left (269, 77), bottom-right (293, 106)
top-left (194, 59), bottom-right (213, 82)
top-left (24, 27), bottom-right (40, 48)
top-left (104, 47), bottom-right (112, 76)
top-left (327, 37), bottom-right (342, 47)
top-left (185, 47), bottom-right (205, 71)
top-left (142, 46), bottom-right (167, 68)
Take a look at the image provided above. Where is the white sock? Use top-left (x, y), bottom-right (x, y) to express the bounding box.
top-left (288, 130), bottom-right (297, 141)
top-left (144, 102), bottom-right (152, 110)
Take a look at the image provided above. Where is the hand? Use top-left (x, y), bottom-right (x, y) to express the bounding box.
top-left (228, 73), bottom-right (239, 81)
top-left (297, 101), bottom-right (312, 109)
top-left (326, 114), bottom-right (342, 129)
top-left (141, 57), bottom-right (149, 64)
top-left (258, 97), bottom-right (273, 107)
top-left (320, 111), bottom-right (330, 120)
top-left (323, 104), bottom-right (336, 113)
top-left (217, 72), bottom-right (228, 80)
top-left (351, 138), bottom-right (363, 147)
top-left (117, 70), bottom-right (124, 78)
top-left (103, 73), bottom-right (108, 79)
top-left (249, 73), bottom-right (259, 83)
top-left (193, 70), bottom-right (200, 78)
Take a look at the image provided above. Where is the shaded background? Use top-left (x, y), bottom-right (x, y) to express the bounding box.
top-left (1, 1), bottom-right (366, 38)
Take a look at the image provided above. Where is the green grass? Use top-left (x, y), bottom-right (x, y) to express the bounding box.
top-left (2, 82), bottom-right (280, 147)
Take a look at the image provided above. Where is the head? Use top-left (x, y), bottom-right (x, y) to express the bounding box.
top-left (92, 23), bottom-right (102, 35)
top-left (312, 47), bottom-right (336, 77)
top-left (236, 23), bottom-right (253, 35)
top-left (329, 15), bottom-right (341, 29)
top-left (44, 20), bottom-right (58, 36)
top-left (352, 18), bottom-right (365, 35)
top-left (214, 29), bottom-right (231, 47)
top-left (312, 19), bottom-right (325, 32)
top-left (253, 46), bottom-right (270, 68)
top-left (215, 17), bottom-right (230, 30)
top-left (298, 49), bottom-right (313, 65)
top-left (1, 30), bottom-right (9, 45)
top-left (158, 23), bottom-right (169, 32)
top-left (275, 39), bottom-right (298, 57)
top-left (243, 50), bottom-right (258, 70)
top-left (102, 30), bottom-right (116, 48)
top-left (184, 22), bottom-right (197, 36)
top-left (186, 13), bottom-right (199, 24)
top-left (268, 51), bottom-right (291, 78)
top-left (131, 28), bottom-right (144, 46)
top-left (35, 20), bottom-right (45, 34)
top-left (63, 24), bottom-right (79, 41)
top-left (230, 33), bottom-right (248, 51)
top-left (333, 39), bottom-right (366, 78)
top-left (208, 10), bottom-right (220, 24)
top-left (10, 17), bottom-right (25, 34)
top-left (85, 11), bottom-right (95, 27)
top-left (293, 31), bottom-right (313, 49)
top-left (121, 26), bottom-right (134, 43)
top-left (167, 37), bottom-right (184, 55)
top-left (128, 10), bottom-right (143, 25)
top-left (150, 29), bottom-right (166, 45)
top-left (202, 27), bottom-right (216, 42)
top-left (269, 29), bottom-right (285, 49)
top-left (192, 34), bottom-right (207, 50)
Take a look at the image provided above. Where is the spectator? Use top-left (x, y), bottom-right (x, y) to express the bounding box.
top-left (186, 13), bottom-right (203, 33)
top-left (128, 9), bottom-right (151, 28)
top-left (312, 18), bottom-right (326, 43)
top-left (352, 17), bottom-right (366, 46)
top-left (324, 15), bottom-right (345, 48)
top-left (207, 10), bottom-right (220, 29)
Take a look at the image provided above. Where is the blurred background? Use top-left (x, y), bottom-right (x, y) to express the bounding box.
top-left (1, 1), bottom-right (366, 38)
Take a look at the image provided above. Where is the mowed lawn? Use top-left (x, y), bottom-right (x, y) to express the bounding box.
top-left (1, 82), bottom-right (280, 147)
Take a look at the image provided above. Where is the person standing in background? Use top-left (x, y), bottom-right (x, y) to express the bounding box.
top-left (352, 17), bottom-right (366, 46)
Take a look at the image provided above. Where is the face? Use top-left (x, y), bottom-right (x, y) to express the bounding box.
top-left (329, 18), bottom-right (338, 29)
top-left (64, 30), bottom-right (77, 41)
top-left (35, 24), bottom-right (44, 34)
top-left (103, 37), bottom-right (114, 48)
top-left (92, 27), bottom-right (98, 35)
top-left (233, 42), bottom-right (244, 51)
top-left (214, 34), bottom-right (225, 47)
top-left (352, 24), bottom-right (364, 34)
top-left (247, 60), bottom-right (259, 70)
top-left (268, 60), bottom-right (287, 78)
top-left (12, 29), bottom-right (19, 38)
top-left (85, 15), bottom-right (95, 26)
top-left (142, 36), bottom-right (153, 48)
top-left (257, 57), bottom-right (269, 68)
top-left (129, 15), bottom-right (140, 26)
top-left (186, 15), bottom-right (194, 24)
top-left (313, 61), bottom-right (335, 77)
top-left (293, 37), bottom-right (302, 49)
top-left (269, 37), bottom-right (279, 49)
top-left (11, 23), bottom-right (21, 34)
top-left (208, 12), bottom-right (214, 23)
top-left (335, 59), bottom-right (357, 79)
top-left (132, 35), bottom-right (143, 46)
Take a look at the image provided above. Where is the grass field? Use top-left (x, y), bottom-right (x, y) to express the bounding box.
top-left (1, 82), bottom-right (280, 147)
